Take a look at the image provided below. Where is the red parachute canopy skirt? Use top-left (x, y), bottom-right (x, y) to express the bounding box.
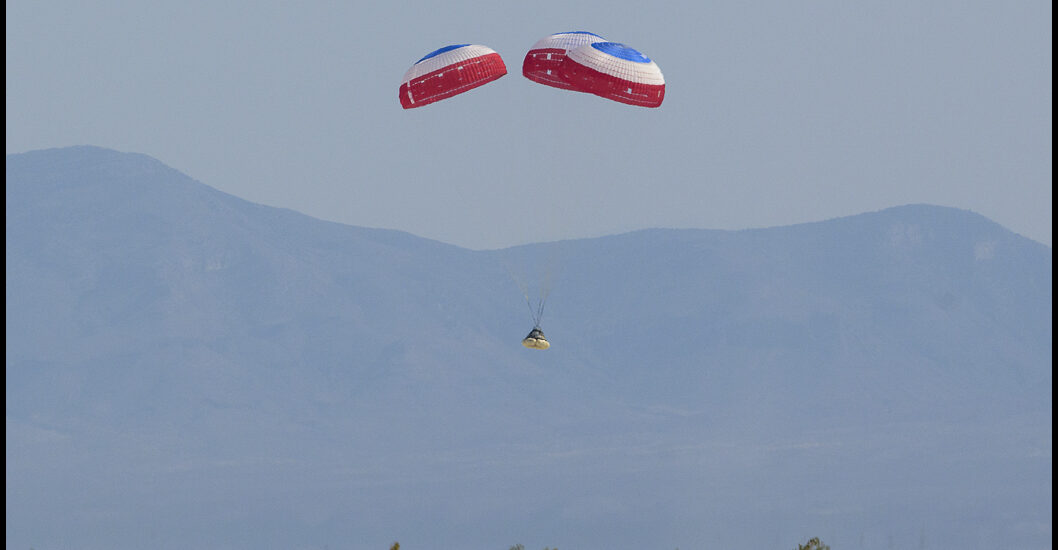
top-left (522, 31), bottom-right (607, 92)
top-left (399, 44), bottom-right (507, 109)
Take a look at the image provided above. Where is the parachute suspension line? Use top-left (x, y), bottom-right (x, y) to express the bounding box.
top-left (504, 255), bottom-right (548, 328)
top-left (532, 238), bottom-right (566, 329)
top-left (525, 293), bottom-right (540, 326)
top-left (502, 249), bottom-right (559, 330)
top-left (534, 285), bottom-right (549, 328)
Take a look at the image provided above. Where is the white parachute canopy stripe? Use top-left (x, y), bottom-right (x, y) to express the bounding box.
top-left (522, 31), bottom-right (607, 91)
top-left (399, 44), bottom-right (507, 109)
top-left (560, 42), bottom-right (665, 107)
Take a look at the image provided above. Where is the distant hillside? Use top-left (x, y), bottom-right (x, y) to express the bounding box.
top-left (6, 146), bottom-right (1052, 550)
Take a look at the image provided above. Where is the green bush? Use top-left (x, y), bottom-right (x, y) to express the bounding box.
top-left (795, 537), bottom-right (830, 550)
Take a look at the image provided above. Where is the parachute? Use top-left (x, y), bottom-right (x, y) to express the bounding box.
top-left (522, 327), bottom-right (550, 350)
top-left (560, 42), bottom-right (665, 107)
top-left (398, 35), bottom-right (664, 349)
top-left (522, 31), bottom-right (607, 91)
top-left (399, 44), bottom-right (507, 109)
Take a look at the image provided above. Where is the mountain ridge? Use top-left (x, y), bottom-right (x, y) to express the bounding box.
top-left (10, 145), bottom-right (1051, 251)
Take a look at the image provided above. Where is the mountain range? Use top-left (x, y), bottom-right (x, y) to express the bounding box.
top-left (6, 146), bottom-right (1052, 550)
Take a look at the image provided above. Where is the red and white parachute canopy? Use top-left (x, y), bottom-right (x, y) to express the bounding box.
top-left (560, 42), bottom-right (665, 108)
top-left (399, 44), bottom-right (507, 109)
top-left (522, 31), bottom-right (606, 92)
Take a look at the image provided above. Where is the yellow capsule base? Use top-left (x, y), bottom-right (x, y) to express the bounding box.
top-left (522, 337), bottom-right (550, 350)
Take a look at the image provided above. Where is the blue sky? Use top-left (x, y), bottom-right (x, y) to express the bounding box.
top-left (7, 0), bottom-right (1052, 248)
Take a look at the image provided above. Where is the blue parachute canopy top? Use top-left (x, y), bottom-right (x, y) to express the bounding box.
top-left (590, 42), bottom-right (652, 63)
top-left (416, 44), bottom-right (471, 64)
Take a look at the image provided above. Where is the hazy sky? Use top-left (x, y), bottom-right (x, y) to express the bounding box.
top-left (7, 1), bottom-right (1052, 249)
